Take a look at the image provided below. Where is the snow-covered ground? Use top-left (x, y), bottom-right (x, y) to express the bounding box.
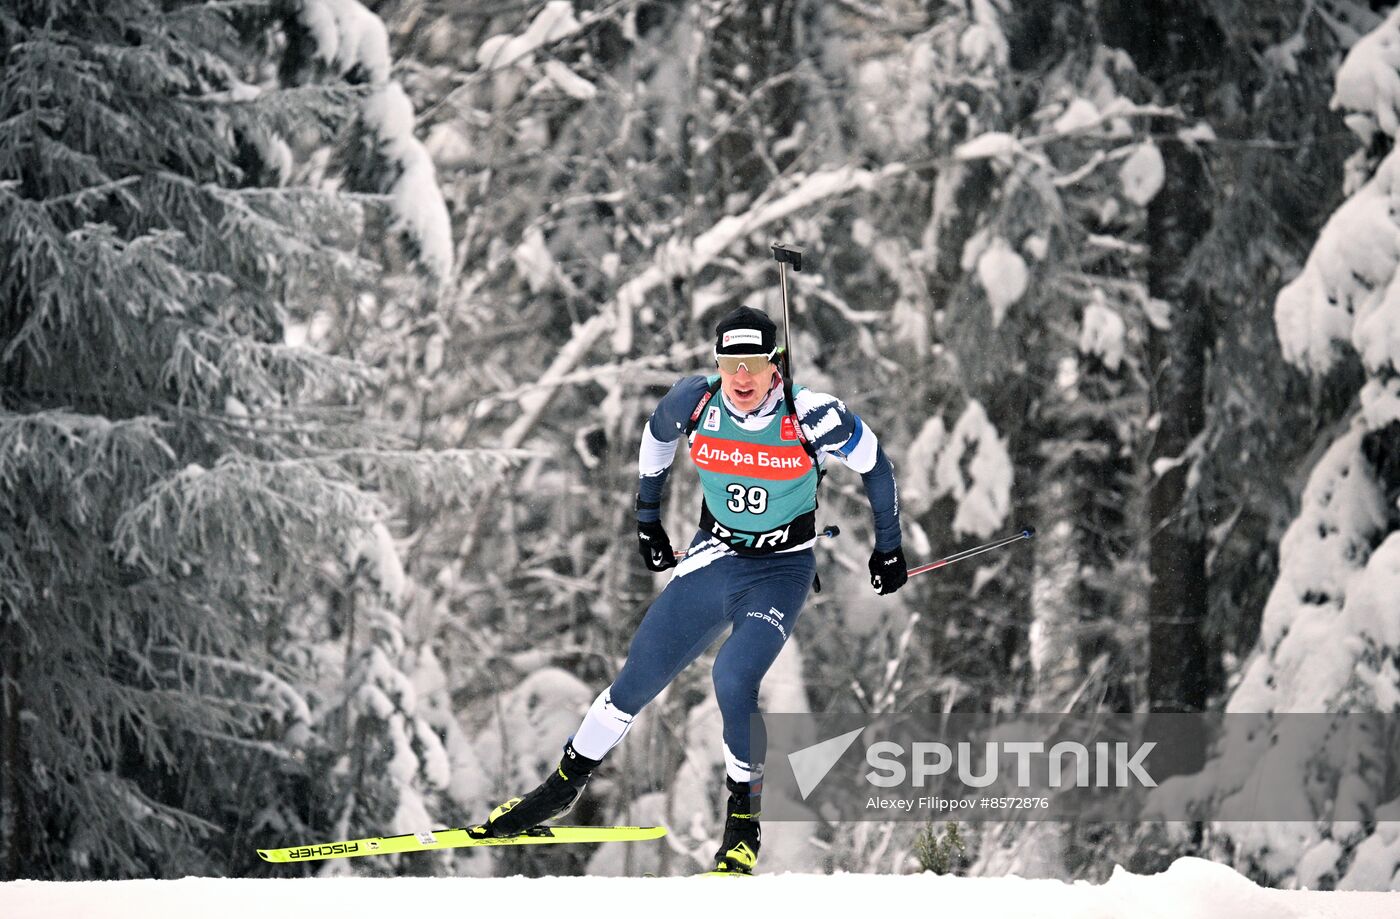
top-left (3, 858), bottom-right (1398, 919)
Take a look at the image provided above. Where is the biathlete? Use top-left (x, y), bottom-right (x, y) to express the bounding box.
top-left (482, 305), bottom-right (906, 874)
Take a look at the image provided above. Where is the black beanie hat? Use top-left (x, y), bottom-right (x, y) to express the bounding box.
top-left (714, 305), bottom-right (778, 355)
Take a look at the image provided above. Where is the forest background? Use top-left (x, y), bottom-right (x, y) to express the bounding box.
top-left (5, 0), bottom-right (1400, 891)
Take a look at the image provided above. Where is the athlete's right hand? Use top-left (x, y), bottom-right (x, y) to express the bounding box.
top-left (637, 519), bottom-right (678, 572)
top-left (869, 545), bottom-right (907, 595)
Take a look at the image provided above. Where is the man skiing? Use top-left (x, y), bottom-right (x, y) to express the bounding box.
top-left (481, 305), bottom-right (905, 874)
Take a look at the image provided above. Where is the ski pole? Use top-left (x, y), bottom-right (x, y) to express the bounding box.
top-left (908, 527), bottom-right (1035, 578)
top-left (771, 242), bottom-right (803, 378)
top-left (674, 525), bottom-right (840, 559)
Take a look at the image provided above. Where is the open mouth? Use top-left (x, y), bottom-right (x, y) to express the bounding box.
top-left (734, 386), bottom-right (756, 401)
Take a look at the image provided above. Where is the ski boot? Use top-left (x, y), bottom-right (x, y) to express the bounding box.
top-left (482, 740), bottom-right (603, 837)
top-left (710, 776), bottom-right (760, 874)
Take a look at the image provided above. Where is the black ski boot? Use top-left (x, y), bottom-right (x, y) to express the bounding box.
top-left (711, 776), bottom-right (761, 874)
top-left (482, 741), bottom-right (603, 837)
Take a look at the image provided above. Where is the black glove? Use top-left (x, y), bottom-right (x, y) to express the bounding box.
top-left (638, 519), bottom-right (677, 572)
top-left (869, 545), bottom-right (907, 595)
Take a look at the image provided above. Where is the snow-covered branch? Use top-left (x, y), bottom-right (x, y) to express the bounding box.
top-left (500, 163), bottom-right (908, 448)
top-left (295, 0), bottom-right (453, 278)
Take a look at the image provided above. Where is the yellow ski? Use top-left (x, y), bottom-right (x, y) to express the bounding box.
top-left (258, 824), bottom-right (666, 863)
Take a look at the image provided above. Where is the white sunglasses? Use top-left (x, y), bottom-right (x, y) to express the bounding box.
top-left (714, 348), bottom-right (777, 374)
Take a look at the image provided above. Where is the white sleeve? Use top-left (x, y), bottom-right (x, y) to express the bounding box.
top-left (639, 423), bottom-right (679, 477)
top-left (838, 422), bottom-right (880, 474)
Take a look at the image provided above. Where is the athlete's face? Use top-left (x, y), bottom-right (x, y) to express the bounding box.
top-left (718, 359), bottom-right (777, 413)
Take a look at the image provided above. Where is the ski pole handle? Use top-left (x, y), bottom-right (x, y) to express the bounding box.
top-left (907, 526), bottom-right (1035, 578)
top-left (674, 525), bottom-right (840, 559)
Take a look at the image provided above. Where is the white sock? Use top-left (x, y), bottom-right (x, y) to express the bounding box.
top-left (724, 741), bottom-right (763, 785)
top-left (571, 688), bottom-right (635, 761)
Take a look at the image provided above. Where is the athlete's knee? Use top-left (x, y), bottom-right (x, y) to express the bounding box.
top-left (605, 671), bottom-right (652, 716)
top-left (610, 629), bottom-right (674, 714)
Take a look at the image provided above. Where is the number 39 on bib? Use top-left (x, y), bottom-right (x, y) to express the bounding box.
top-left (725, 484), bottom-right (768, 514)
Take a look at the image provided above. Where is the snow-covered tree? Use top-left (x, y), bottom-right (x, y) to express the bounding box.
top-left (919, 4), bottom-right (1160, 716)
top-left (0, 0), bottom-right (509, 879)
top-left (1152, 3), bottom-right (1400, 890)
top-left (286, 525), bottom-right (450, 879)
top-left (1093, 0), bottom-right (1356, 716)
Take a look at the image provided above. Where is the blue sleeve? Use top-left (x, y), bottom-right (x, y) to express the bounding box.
top-left (646, 375), bottom-right (712, 442)
top-left (637, 375), bottom-right (711, 522)
top-left (860, 445), bottom-right (901, 552)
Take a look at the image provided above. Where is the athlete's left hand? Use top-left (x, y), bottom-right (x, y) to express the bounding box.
top-left (869, 546), bottom-right (907, 595)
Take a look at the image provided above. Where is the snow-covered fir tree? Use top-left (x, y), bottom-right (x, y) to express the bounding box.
top-left (1156, 3), bottom-right (1400, 890)
top-left (0, 0), bottom-right (510, 879)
